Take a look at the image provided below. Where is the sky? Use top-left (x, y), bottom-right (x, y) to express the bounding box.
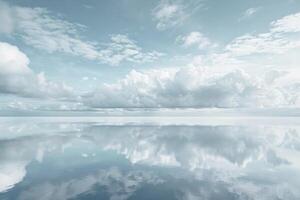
top-left (0, 0), bottom-right (300, 111)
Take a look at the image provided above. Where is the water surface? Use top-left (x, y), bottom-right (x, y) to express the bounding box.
top-left (0, 117), bottom-right (300, 200)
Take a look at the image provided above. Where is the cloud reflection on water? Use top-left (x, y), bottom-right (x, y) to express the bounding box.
top-left (0, 119), bottom-right (300, 199)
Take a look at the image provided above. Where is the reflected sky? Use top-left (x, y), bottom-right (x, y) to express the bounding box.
top-left (0, 118), bottom-right (300, 200)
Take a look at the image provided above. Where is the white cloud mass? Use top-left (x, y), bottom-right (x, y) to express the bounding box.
top-left (178, 31), bottom-right (214, 49)
top-left (0, 42), bottom-right (30, 74)
top-left (83, 66), bottom-right (299, 108)
top-left (227, 12), bottom-right (300, 56)
top-left (0, 42), bottom-right (74, 99)
top-left (271, 12), bottom-right (300, 33)
top-left (0, 2), bottom-right (299, 110)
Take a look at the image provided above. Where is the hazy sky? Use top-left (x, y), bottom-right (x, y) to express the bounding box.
top-left (0, 0), bottom-right (300, 111)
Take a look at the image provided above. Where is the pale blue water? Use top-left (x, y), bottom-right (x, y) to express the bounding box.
top-left (0, 117), bottom-right (300, 200)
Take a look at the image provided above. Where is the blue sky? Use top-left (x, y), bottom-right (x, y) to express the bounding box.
top-left (0, 0), bottom-right (300, 110)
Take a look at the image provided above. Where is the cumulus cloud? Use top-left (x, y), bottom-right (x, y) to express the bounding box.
top-left (0, 42), bottom-right (30, 74)
top-left (0, 42), bottom-right (74, 99)
top-left (271, 12), bottom-right (300, 33)
top-left (1, 2), bottom-right (300, 110)
top-left (83, 66), bottom-right (298, 108)
top-left (0, 1), bottom-right (162, 66)
top-left (152, 0), bottom-right (202, 30)
top-left (227, 12), bottom-right (300, 56)
top-left (177, 31), bottom-right (214, 49)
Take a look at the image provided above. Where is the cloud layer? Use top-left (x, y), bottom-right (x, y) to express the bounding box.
top-left (227, 12), bottom-right (300, 56)
top-left (0, 39), bottom-right (299, 109)
top-left (0, 1), bottom-right (162, 66)
top-left (0, 1), bottom-right (299, 110)
top-left (83, 66), bottom-right (299, 108)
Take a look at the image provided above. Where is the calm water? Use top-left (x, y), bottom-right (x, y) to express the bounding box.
top-left (0, 117), bottom-right (300, 200)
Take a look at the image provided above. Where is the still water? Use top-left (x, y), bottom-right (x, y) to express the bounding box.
top-left (0, 117), bottom-right (300, 200)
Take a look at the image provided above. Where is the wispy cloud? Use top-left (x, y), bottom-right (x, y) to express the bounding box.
top-left (227, 12), bottom-right (300, 56)
top-left (226, 33), bottom-right (298, 56)
top-left (15, 6), bottom-right (99, 59)
top-left (239, 7), bottom-right (261, 21)
top-left (0, 1), bottom-right (162, 66)
top-left (152, 0), bottom-right (202, 30)
top-left (98, 34), bottom-right (164, 66)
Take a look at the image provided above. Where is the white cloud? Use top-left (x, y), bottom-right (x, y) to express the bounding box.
top-left (0, 42), bottom-right (74, 99)
top-left (81, 12), bottom-right (300, 109)
top-left (0, 1), bottom-right (162, 66)
top-left (1, 2), bottom-right (300, 110)
top-left (227, 12), bottom-right (300, 56)
top-left (240, 7), bottom-right (260, 20)
top-left (83, 66), bottom-right (299, 108)
top-left (152, 0), bottom-right (202, 30)
top-left (98, 34), bottom-right (164, 66)
top-left (178, 31), bottom-right (214, 49)
top-left (153, 2), bottom-right (183, 30)
top-left (226, 33), bottom-right (298, 56)
top-left (0, 42), bottom-right (31, 74)
top-left (271, 12), bottom-right (300, 33)
top-left (15, 7), bottom-right (94, 55)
